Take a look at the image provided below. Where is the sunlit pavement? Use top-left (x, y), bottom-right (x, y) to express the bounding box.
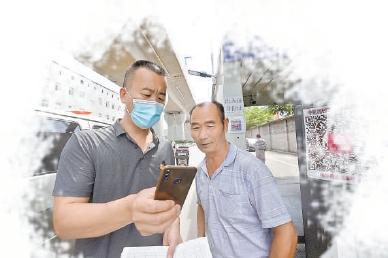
top-left (180, 144), bottom-right (306, 257)
top-left (262, 150), bottom-right (306, 258)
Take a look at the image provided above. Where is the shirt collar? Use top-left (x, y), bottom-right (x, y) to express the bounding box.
top-left (113, 119), bottom-right (159, 144)
top-left (113, 119), bottom-right (126, 137)
top-left (199, 142), bottom-right (237, 178)
top-left (224, 143), bottom-right (237, 167)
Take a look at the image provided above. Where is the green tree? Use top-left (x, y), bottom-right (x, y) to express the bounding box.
top-left (264, 104), bottom-right (294, 117)
top-left (244, 106), bottom-right (273, 129)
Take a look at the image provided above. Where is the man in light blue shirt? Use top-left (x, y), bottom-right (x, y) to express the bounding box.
top-left (190, 101), bottom-right (297, 258)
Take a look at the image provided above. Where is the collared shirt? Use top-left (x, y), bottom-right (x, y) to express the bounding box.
top-left (196, 143), bottom-right (291, 258)
top-left (53, 119), bottom-right (174, 258)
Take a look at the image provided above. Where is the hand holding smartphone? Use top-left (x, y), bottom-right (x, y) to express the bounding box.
top-left (154, 165), bottom-right (197, 207)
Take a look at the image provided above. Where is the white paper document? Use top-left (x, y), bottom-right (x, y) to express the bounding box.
top-left (121, 237), bottom-right (212, 258)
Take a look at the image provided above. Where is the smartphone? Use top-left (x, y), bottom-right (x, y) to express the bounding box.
top-left (154, 165), bottom-right (197, 207)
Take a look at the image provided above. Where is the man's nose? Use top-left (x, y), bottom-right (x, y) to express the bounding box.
top-left (149, 95), bottom-right (158, 102)
top-left (198, 128), bottom-right (208, 140)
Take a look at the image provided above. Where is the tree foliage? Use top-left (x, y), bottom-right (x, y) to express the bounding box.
top-left (244, 104), bottom-right (294, 129)
top-left (265, 104), bottom-right (295, 117)
top-left (244, 106), bottom-right (273, 129)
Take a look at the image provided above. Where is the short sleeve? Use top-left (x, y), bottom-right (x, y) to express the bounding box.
top-left (246, 164), bottom-right (291, 228)
top-left (52, 133), bottom-right (95, 197)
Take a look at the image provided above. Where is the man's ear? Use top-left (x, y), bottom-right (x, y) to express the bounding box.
top-left (224, 117), bottom-right (229, 133)
top-left (119, 87), bottom-right (127, 104)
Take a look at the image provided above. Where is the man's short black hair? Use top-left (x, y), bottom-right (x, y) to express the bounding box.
top-left (189, 100), bottom-right (225, 125)
top-left (122, 60), bottom-right (167, 88)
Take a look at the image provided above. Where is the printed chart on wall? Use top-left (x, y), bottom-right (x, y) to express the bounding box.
top-left (224, 97), bottom-right (246, 134)
top-left (303, 106), bottom-right (367, 184)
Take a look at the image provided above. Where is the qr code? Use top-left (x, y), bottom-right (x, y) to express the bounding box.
top-left (303, 107), bottom-right (359, 175)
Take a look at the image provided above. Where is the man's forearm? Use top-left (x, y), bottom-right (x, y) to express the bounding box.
top-left (197, 205), bottom-right (205, 237)
top-left (53, 196), bottom-right (135, 239)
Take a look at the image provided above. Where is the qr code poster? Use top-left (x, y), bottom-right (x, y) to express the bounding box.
top-left (303, 107), bottom-right (365, 184)
top-left (228, 117), bottom-right (246, 134)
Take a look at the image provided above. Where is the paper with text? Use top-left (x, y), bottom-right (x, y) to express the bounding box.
top-left (121, 237), bottom-right (212, 258)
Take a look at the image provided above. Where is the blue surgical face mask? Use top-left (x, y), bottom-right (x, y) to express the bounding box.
top-left (125, 90), bottom-right (165, 129)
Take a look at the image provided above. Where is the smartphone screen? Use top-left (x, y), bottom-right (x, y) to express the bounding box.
top-left (154, 165), bottom-right (197, 207)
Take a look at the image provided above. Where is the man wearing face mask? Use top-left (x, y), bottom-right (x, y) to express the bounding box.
top-left (52, 60), bottom-right (181, 258)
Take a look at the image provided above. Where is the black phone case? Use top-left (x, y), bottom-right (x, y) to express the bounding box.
top-left (154, 165), bottom-right (197, 207)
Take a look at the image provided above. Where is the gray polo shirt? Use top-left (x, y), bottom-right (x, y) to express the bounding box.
top-left (53, 119), bottom-right (174, 258)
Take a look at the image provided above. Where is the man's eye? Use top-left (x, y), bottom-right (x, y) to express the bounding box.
top-left (191, 127), bottom-right (199, 130)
